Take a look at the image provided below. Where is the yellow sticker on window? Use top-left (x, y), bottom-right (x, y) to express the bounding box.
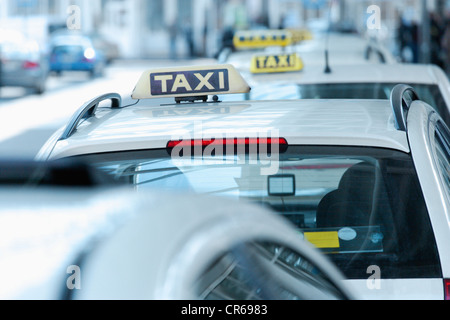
top-left (304, 231), bottom-right (340, 249)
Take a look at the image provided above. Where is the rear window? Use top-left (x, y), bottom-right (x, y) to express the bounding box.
top-left (76, 145), bottom-right (442, 279)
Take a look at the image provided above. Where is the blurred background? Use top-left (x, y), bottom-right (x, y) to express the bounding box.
top-left (0, 0), bottom-right (448, 68)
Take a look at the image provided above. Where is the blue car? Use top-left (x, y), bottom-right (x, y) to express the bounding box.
top-left (49, 34), bottom-right (105, 78)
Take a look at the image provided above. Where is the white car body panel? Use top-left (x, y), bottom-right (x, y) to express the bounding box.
top-left (345, 279), bottom-right (444, 300)
top-left (39, 99), bottom-right (410, 160)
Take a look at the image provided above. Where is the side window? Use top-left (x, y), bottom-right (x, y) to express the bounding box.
top-left (434, 121), bottom-right (450, 200)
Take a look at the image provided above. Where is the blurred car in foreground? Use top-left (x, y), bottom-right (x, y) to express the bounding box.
top-left (37, 64), bottom-right (450, 299)
top-left (0, 29), bottom-right (49, 94)
top-left (49, 33), bottom-right (106, 78)
top-left (0, 159), bottom-right (353, 300)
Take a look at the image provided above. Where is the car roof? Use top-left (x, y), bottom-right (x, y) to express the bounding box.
top-left (47, 98), bottom-right (409, 159)
top-left (245, 63), bottom-right (444, 86)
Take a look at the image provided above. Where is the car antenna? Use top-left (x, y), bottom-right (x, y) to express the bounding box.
top-left (324, 2), bottom-right (332, 74)
top-left (324, 47), bottom-right (331, 73)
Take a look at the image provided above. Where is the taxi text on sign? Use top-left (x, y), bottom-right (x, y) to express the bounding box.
top-left (150, 69), bottom-right (229, 95)
top-left (132, 64), bottom-right (250, 99)
top-left (250, 53), bottom-right (303, 74)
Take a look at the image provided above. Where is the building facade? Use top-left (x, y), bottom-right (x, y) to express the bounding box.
top-left (0, 0), bottom-right (448, 61)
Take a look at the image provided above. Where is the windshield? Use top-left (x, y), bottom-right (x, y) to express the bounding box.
top-left (75, 145), bottom-right (442, 280)
top-left (251, 83), bottom-right (450, 125)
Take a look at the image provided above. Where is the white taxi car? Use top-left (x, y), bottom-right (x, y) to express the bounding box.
top-left (37, 64), bottom-right (450, 300)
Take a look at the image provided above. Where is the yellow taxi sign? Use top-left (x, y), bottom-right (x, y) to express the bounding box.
top-left (233, 29), bottom-right (293, 49)
top-left (287, 28), bottom-right (313, 42)
top-left (250, 53), bottom-right (303, 74)
top-left (131, 64), bottom-right (250, 100)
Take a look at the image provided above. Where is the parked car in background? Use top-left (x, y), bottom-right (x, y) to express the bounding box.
top-left (49, 32), bottom-right (106, 78)
top-left (0, 29), bottom-right (49, 95)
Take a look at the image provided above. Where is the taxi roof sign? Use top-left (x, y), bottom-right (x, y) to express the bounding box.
top-left (132, 64), bottom-right (250, 100)
top-left (250, 53), bottom-right (303, 74)
top-left (287, 28), bottom-right (313, 42)
top-left (233, 29), bottom-right (293, 49)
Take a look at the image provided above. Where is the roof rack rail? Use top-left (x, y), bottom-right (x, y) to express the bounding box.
top-left (390, 84), bottom-right (419, 132)
top-left (60, 93), bottom-right (122, 140)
